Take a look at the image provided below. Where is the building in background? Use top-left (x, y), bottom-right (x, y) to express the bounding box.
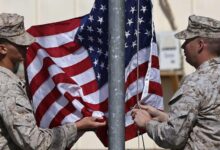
top-left (1, 0), bottom-right (220, 149)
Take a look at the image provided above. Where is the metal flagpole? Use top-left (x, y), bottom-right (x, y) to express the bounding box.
top-left (108, 0), bottom-right (125, 149)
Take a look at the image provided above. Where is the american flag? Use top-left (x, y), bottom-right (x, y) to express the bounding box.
top-left (26, 0), bottom-right (163, 146)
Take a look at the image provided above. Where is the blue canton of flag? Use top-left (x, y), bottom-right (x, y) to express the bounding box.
top-left (76, 0), bottom-right (152, 87)
top-left (76, 2), bottom-right (108, 88)
top-left (125, 0), bottom-right (152, 65)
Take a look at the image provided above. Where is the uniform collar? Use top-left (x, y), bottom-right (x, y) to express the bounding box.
top-left (197, 57), bottom-right (220, 71)
top-left (0, 66), bottom-right (21, 82)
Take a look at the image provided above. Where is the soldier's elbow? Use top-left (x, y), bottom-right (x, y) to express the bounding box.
top-left (169, 135), bottom-right (187, 149)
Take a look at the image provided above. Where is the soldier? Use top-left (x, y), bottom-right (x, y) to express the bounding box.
top-left (0, 13), bottom-right (106, 150)
top-left (132, 15), bottom-right (220, 150)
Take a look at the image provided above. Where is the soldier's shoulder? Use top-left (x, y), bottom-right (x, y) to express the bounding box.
top-left (181, 72), bottom-right (199, 85)
top-left (0, 72), bottom-right (17, 96)
top-left (0, 71), bottom-right (13, 85)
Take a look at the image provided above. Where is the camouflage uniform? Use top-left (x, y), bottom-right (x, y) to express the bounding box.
top-left (146, 15), bottom-right (220, 150)
top-left (146, 57), bottom-right (220, 150)
top-left (0, 66), bottom-right (79, 150)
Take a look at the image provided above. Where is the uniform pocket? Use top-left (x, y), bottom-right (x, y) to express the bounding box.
top-left (15, 96), bottom-right (33, 112)
top-left (14, 97), bottom-right (35, 126)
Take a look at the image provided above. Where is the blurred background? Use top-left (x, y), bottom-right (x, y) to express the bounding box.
top-left (1, 0), bottom-right (220, 149)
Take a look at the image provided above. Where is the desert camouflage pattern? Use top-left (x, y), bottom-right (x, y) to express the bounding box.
top-left (175, 15), bottom-right (220, 40)
top-left (146, 57), bottom-right (220, 150)
top-left (0, 13), bottom-right (35, 46)
top-left (0, 66), bottom-right (78, 150)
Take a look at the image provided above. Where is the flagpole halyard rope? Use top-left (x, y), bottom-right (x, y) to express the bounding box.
top-left (136, 0), bottom-right (146, 149)
top-left (136, 0), bottom-right (140, 109)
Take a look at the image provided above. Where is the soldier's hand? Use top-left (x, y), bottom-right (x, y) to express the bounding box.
top-left (139, 104), bottom-right (168, 122)
top-left (131, 109), bottom-right (152, 129)
top-left (75, 117), bottom-right (106, 131)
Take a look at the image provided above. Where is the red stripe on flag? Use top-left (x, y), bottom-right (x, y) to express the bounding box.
top-left (80, 80), bottom-right (99, 95)
top-left (125, 62), bottom-right (148, 90)
top-left (151, 55), bottom-right (159, 69)
top-left (80, 98), bottom-right (108, 112)
top-left (63, 57), bottom-right (93, 76)
top-left (35, 88), bottom-right (61, 126)
top-left (27, 17), bottom-right (82, 37)
top-left (29, 57), bottom-right (53, 95)
top-left (26, 42), bottom-right (81, 68)
top-left (148, 81), bottom-right (163, 97)
top-left (125, 93), bottom-right (142, 113)
top-left (52, 73), bottom-right (78, 91)
top-left (49, 100), bottom-right (76, 128)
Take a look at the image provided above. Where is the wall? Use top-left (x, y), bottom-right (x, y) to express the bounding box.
top-left (153, 0), bottom-right (220, 75)
top-left (0, 0), bottom-right (94, 28)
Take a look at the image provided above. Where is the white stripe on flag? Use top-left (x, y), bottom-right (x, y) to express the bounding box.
top-left (27, 47), bottom-right (88, 82)
top-left (40, 96), bottom-right (68, 128)
top-left (125, 47), bottom-right (150, 80)
top-left (125, 77), bottom-right (144, 102)
top-left (36, 27), bottom-right (79, 48)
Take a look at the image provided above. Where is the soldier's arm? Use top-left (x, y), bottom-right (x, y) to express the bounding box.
top-left (0, 81), bottom-right (79, 150)
top-left (146, 84), bottom-right (200, 149)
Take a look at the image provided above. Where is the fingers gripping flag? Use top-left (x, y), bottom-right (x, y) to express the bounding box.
top-left (26, 0), bottom-right (163, 146)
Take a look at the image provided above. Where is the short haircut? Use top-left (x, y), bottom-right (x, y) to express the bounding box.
top-left (0, 38), bottom-right (11, 44)
top-left (203, 38), bottom-right (220, 56)
top-left (0, 38), bottom-right (22, 48)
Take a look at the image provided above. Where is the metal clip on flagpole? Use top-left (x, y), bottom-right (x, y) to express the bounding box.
top-left (136, 0), bottom-right (146, 149)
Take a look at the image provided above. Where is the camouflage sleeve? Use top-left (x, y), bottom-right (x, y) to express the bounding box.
top-left (0, 80), bottom-right (78, 150)
top-left (146, 80), bottom-right (200, 149)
